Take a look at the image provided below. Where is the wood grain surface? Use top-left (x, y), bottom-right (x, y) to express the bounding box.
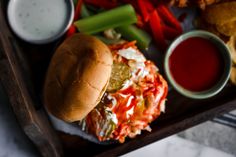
top-left (0, 1), bottom-right (62, 157)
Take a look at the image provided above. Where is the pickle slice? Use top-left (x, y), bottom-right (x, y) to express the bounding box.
top-left (107, 62), bottom-right (131, 92)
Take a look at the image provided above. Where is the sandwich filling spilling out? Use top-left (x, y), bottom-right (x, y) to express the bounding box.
top-left (79, 41), bottom-right (168, 143)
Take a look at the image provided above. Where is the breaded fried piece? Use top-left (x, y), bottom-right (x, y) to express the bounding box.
top-left (203, 1), bottom-right (236, 25)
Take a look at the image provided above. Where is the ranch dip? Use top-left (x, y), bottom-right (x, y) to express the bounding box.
top-left (7, 0), bottom-right (73, 43)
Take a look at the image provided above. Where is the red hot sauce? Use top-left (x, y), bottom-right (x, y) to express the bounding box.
top-left (169, 37), bottom-right (224, 92)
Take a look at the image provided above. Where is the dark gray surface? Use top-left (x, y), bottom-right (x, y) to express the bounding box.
top-left (0, 83), bottom-right (39, 157)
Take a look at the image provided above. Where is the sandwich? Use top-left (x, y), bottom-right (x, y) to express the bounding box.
top-left (44, 33), bottom-right (168, 143)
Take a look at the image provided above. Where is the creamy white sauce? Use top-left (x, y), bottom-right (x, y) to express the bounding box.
top-left (160, 100), bottom-right (166, 113)
top-left (125, 96), bottom-right (135, 118)
top-left (118, 48), bottom-right (146, 62)
top-left (117, 47), bottom-right (150, 82)
top-left (107, 111), bottom-right (118, 125)
top-left (8, 0), bottom-right (70, 42)
top-left (128, 61), bottom-right (149, 79)
top-left (126, 96), bottom-right (134, 107)
top-left (155, 86), bottom-right (164, 103)
top-left (99, 109), bottom-right (118, 136)
top-left (126, 106), bottom-right (134, 118)
top-left (104, 107), bottom-right (118, 125)
top-left (80, 119), bottom-right (87, 131)
top-left (119, 93), bottom-right (129, 98)
top-left (122, 79), bottom-right (133, 89)
top-left (99, 122), bottom-right (109, 137)
top-left (144, 125), bottom-right (152, 132)
top-left (107, 94), bottom-right (117, 109)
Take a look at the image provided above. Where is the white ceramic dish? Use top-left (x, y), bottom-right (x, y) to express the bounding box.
top-left (7, 0), bottom-right (74, 44)
top-left (164, 30), bottom-right (232, 99)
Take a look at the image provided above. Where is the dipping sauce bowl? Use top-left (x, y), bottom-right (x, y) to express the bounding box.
top-left (164, 30), bottom-right (231, 99)
top-left (7, 0), bottom-right (74, 44)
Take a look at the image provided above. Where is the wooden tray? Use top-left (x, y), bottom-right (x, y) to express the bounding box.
top-left (0, 1), bottom-right (236, 157)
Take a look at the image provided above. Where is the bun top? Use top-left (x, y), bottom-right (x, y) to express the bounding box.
top-left (43, 33), bottom-right (113, 122)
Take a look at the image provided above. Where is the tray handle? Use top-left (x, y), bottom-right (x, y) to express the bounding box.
top-left (0, 2), bottom-right (63, 157)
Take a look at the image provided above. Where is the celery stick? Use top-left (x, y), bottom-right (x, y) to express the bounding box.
top-left (86, 4), bottom-right (105, 13)
top-left (95, 35), bottom-right (122, 45)
top-left (81, 4), bottom-right (91, 18)
top-left (73, 0), bottom-right (77, 6)
top-left (74, 5), bottom-right (137, 34)
top-left (116, 25), bottom-right (151, 50)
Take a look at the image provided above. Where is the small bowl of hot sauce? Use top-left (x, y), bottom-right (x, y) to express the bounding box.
top-left (164, 30), bottom-right (231, 99)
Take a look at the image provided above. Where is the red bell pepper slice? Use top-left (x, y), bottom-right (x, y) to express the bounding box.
top-left (136, 13), bottom-right (145, 28)
top-left (137, 0), bottom-right (149, 22)
top-left (149, 10), bottom-right (167, 51)
top-left (137, 0), bottom-right (155, 22)
top-left (66, 25), bottom-right (77, 37)
top-left (84, 0), bottom-right (118, 9)
top-left (145, 0), bottom-right (155, 12)
top-left (156, 4), bottom-right (182, 33)
top-left (74, 0), bottom-right (83, 20)
top-left (66, 0), bottom-right (83, 37)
